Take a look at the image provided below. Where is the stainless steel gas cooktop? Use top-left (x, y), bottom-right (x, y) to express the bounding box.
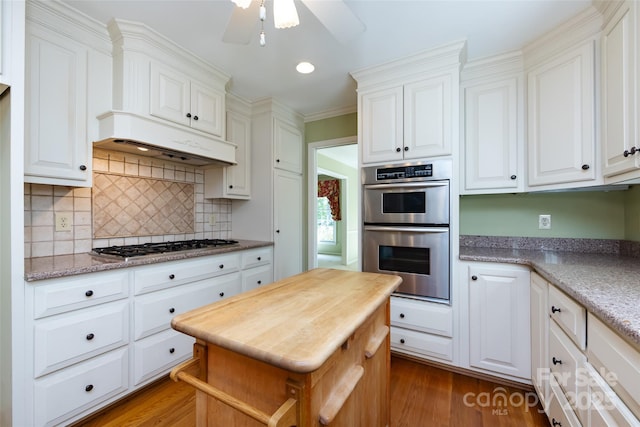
top-left (91, 239), bottom-right (239, 260)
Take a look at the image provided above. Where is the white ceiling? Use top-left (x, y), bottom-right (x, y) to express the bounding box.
top-left (63, 0), bottom-right (592, 118)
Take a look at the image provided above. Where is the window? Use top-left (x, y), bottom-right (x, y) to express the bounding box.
top-left (317, 197), bottom-right (336, 243)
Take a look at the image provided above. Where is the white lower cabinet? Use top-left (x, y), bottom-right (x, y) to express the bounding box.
top-left (390, 326), bottom-right (454, 362)
top-left (465, 262), bottom-right (531, 380)
top-left (531, 272), bottom-right (550, 408)
top-left (390, 296), bottom-right (454, 363)
top-left (34, 347), bottom-right (129, 427)
top-left (587, 314), bottom-right (640, 422)
top-left (240, 246), bottom-right (273, 292)
top-left (549, 321), bottom-right (588, 424)
top-left (549, 378), bottom-right (583, 427)
top-left (26, 247), bottom-right (271, 426)
top-left (133, 328), bottom-right (195, 385)
top-left (586, 363), bottom-right (640, 427)
top-left (134, 273), bottom-right (241, 340)
top-left (530, 274), bottom-right (640, 427)
top-left (34, 300), bottom-right (129, 378)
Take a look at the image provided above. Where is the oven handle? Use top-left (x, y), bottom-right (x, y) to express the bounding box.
top-left (364, 226), bottom-right (449, 233)
top-left (364, 181), bottom-right (448, 190)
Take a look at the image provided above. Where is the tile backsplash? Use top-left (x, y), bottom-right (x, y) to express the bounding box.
top-left (24, 148), bottom-right (232, 258)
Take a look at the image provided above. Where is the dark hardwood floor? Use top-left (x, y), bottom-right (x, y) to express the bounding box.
top-left (73, 356), bottom-right (549, 426)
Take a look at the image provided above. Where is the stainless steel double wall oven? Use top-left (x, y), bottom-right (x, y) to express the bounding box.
top-left (362, 159), bottom-right (451, 303)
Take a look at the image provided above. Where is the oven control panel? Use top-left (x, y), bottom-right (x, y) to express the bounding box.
top-left (376, 164), bottom-right (433, 180)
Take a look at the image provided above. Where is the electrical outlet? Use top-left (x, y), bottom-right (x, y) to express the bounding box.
top-left (55, 212), bottom-right (73, 231)
top-left (209, 214), bottom-right (216, 226)
top-left (538, 214), bottom-right (551, 230)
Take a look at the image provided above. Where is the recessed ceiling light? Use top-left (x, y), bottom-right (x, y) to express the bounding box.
top-left (137, 147), bottom-right (149, 152)
top-left (296, 61), bottom-right (315, 74)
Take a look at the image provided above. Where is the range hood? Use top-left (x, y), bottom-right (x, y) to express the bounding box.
top-left (94, 111), bottom-right (237, 167)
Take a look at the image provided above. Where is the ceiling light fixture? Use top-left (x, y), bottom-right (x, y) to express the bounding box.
top-left (296, 61), bottom-right (315, 74)
top-left (230, 0), bottom-right (252, 9)
top-left (273, 0), bottom-right (299, 29)
top-left (229, 0), bottom-right (299, 46)
top-left (259, 0), bottom-right (266, 46)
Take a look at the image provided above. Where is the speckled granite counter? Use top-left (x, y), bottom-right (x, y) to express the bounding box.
top-left (460, 246), bottom-right (640, 348)
top-left (25, 240), bottom-right (273, 282)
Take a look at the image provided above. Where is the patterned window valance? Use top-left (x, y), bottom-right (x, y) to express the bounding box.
top-left (318, 179), bottom-right (341, 221)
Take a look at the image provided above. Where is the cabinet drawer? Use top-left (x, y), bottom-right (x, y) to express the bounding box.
top-left (549, 285), bottom-right (586, 350)
top-left (390, 326), bottom-right (453, 362)
top-left (242, 264), bottom-right (273, 292)
top-left (134, 273), bottom-right (241, 340)
top-left (548, 379), bottom-right (582, 427)
top-left (390, 297), bottom-right (452, 337)
top-left (34, 347), bottom-right (128, 427)
top-left (34, 300), bottom-right (129, 378)
top-left (33, 270), bottom-right (128, 319)
top-left (587, 314), bottom-right (640, 419)
top-left (134, 254), bottom-right (240, 295)
top-left (586, 363), bottom-right (640, 427)
top-left (549, 321), bottom-right (588, 423)
top-left (133, 328), bottom-right (194, 386)
top-left (241, 247), bottom-right (272, 269)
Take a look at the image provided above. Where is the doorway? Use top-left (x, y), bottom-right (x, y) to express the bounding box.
top-left (307, 137), bottom-right (358, 271)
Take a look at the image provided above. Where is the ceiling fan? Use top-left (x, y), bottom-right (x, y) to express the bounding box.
top-left (222, 0), bottom-right (365, 46)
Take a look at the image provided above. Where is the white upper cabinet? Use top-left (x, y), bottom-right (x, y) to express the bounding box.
top-left (600, 1), bottom-right (640, 182)
top-left (360, 86), bottom-right (403, 163)
top-left (24, 1), bottom-right (111, 187)
top-left (273, 117), bottom-right (303, 174)
top-left (461, 52), bottom-right (524, 194)
top-left (404, 74), bottom-right (453, 160)
top-left (25, 27), bottom-right (89, 183)
top-left (359, 74), bottom-right (455, 164)
top-left (527, 40), bottom-right (597, 188)
top-left (150, 63), bottom-right (224, 138)
top-left (352, 40), bottom-right (465, 166)
top-left (204, 96), bottom-right (252, 199)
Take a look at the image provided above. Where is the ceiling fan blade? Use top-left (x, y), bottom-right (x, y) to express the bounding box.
top-left (222, 0), bottom-right (260, 44)
top-left (300, 0), bottom-right (365, 44)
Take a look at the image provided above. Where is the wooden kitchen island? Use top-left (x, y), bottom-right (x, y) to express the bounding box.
top-left (170, 268), bottom-right (401, 427)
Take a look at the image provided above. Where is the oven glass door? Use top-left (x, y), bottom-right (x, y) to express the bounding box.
top-left (363, 181), bottom-right (449, 225)
top-left (363, 226), bottom-right (450, 302)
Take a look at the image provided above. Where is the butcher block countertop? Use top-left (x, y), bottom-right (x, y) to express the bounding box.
top-left (171, 268), bottom-right (402, 373)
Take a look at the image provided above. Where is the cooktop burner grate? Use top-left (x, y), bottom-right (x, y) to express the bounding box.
top-left (91, 239), bottom-right (239, 259)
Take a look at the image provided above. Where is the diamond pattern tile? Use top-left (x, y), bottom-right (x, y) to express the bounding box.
top-left (93, 173), bottom-right (195, 238)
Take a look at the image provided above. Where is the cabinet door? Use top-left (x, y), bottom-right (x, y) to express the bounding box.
top-left (190, 80), bottom-right (224, 137)
top-left (530, 272), bottom-right (550, 408)
top-left (274, 169), bottom-right (303, 280)
top-left (25, 27), bottom-right (89, 183)
top-left (361, 86), bottom-right (403, 164)
top-left (149, 63), bottom-right (190, 127)
top-left (242, 264), bottom-right (273, 292)
top-left (602, 3), bottom-right (639, 177)
top-left (527, 40), bottom-right (596, 187)
top-left (225, 110), bottom-right (251, 197)
top-left (463, 77), bottom-right (520, 192)
top-left (404, 74), bottom-right (453, 159)
top-left (273, 117), bottom-right (303, 174)
top-left (468, 264), bottom-right (531, 379)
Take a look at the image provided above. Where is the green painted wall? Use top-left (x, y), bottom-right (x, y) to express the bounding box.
top-left (459, 191), bottom-right (627, 239)
top-left (624, 186), bottom-right (640, 241)
top-left (305, 113), bottom-right (357, 143)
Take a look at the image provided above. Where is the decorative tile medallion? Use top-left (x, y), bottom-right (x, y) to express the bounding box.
top-left (93, 173), bottom-right (195, 238)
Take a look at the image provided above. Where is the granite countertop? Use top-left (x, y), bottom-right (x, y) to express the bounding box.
top-left (460, 246), bottom-right (640, 348)
top-left (24, 239), bottom-right (273, 282)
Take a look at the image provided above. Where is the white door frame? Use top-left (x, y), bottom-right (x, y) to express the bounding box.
top-left (307, 136), bottom-right (357, 269)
